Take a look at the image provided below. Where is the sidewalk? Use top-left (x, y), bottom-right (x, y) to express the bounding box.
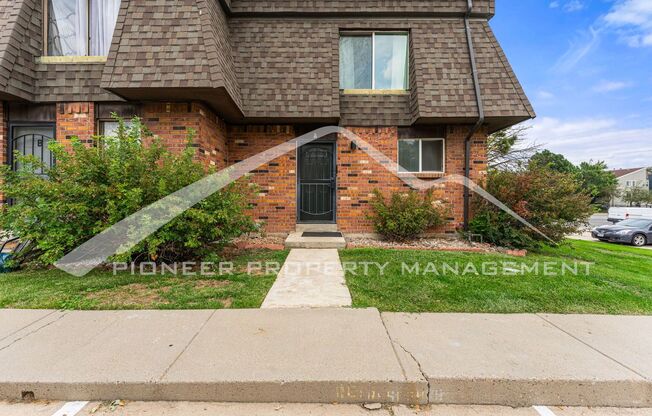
top-left (0, 309), bottom-right (650, 407)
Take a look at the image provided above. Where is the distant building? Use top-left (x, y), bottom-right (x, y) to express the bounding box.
top-left (611, 168), bottom-right (650, 207)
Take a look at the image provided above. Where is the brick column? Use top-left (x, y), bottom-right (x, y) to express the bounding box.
top-left (56, 102), bottom-right (96, 150)
top-left (142, 102), bottom-right (228, 169)
top-left (227, 125), bottom-right (297, 233)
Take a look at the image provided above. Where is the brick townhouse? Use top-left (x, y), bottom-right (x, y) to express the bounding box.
top-left (0, 0), bottom-right (534, 234)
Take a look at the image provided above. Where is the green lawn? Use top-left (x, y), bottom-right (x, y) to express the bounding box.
top-left (340, 240), bottom-right (652, 314)
top-left (0, 249), bottom-right (289, 310)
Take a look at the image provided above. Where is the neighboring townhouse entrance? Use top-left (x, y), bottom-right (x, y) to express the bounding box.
top-left (298, 143), bottom-right (336, 223)
top-left (8, 124), bottom-right (56, 176)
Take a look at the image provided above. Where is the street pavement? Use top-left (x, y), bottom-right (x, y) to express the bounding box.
top-left (568, 213), bottom-right (652, 250)
top-left (1, 401), bottom-right (651, 416)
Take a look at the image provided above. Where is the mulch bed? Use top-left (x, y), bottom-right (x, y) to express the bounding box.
top-left (231, 234), bottom-right (527, 256)
top-left (347, 238), bottom-right (527, 256)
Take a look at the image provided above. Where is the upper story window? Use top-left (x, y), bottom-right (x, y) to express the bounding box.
top-left (339, 32), bottom-right (409, 91)
top-left (46, 0), bottom-right (121, 56)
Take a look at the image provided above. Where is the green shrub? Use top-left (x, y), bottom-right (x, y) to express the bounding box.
top-left (468, 165), bottom-right (592, 249)
top-left (368, 189), bottom-right (447, 241)
top-left (0, 116), bottom-right (256, 267)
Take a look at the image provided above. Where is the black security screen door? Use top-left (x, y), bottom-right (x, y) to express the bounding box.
top-left (298, 143), bottom-right (336, 223)
top-left (9, 125), bottom-right (56, 176)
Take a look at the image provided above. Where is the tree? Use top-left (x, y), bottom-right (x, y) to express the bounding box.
top-left (575, 161), bottom-right (618, 206)
top-left (469, 164), bottom-right (592, 248)
top-left (622, 186), bottom-right (650, 207)
top-left (487, 125), bottom-right (540, 171)
top-left (529, 150), bottom-right (576, 174)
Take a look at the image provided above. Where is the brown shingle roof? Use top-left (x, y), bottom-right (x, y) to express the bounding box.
top-left (0, 0), bottom-right (39, 101)
top-left (1, 0), bottom-right (532, 130)
top-left (228, 0), bottom-right (495, 16)
top-left (611, 168), bottom-right (645, 178)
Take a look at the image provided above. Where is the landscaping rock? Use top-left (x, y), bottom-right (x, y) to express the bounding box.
top-left (346, 236), bottom-right (497, 253)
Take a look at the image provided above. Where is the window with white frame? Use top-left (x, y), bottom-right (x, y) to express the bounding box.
top-left (46, 0), bottom-right (121, 56)
top-left (339, 32), bottom-right (409, 90)
top-left (398, 139), bottom-right (445, 173)
top-left (99, 119), bottom-right (133, 137)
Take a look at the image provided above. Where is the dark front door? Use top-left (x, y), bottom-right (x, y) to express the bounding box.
top-left (298, 143), bottom-right (336, 223)
top-left (9, 124), bottom-right (56, 176)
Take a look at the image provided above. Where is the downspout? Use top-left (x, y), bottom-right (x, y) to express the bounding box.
top-left (463, 0), bottom-right (485, 230)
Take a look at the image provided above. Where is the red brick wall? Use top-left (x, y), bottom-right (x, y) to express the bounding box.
top-left (337, 126), bottom-right (487, 234)
top-left (141, 102), bottom-right (228, 169)
top-left (227, 125), bottom-right (297, 233)
top-left (52, 102), bottom-right (228, 169)
top-left (56, 102), bottom-right (95, 150)
top-left (224, 124), bottom-right (487, 235)
top-left (9, 100), bottom-right (488, 235)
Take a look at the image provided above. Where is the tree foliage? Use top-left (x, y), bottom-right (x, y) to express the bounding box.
top-left (469, 165), bottom-right (593, 249)
top-left (528, 151), bottom-right (617, 206)
top-left (575, 161), bottom-right (618, 206)
top-left (487, 125), bottom-right (540, 171)
top-left (529, 150), bottom-right (576, 174)
top-left (622, 186), bottom-right (652, 207)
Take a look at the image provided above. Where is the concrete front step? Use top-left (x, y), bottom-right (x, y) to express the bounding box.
top-left (295, 223), bottom-right (338, 233)
top-left (285, 232), bottom-right (347, 249)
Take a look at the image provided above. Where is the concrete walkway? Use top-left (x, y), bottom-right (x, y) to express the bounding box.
top-left (261, 249), bottom-right (352, 308)
top-left (0, 309), bottom-right (651, 407)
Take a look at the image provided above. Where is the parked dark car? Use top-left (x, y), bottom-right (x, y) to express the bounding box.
top-left (591, 219), bottom-right (652, 247)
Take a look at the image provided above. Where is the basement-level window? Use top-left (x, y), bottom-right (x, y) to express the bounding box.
top-left (46, 0), bottom-right (121, 56)
top-left (339, 32), bottom-right (409, 90)
top-left (398, 139), bottom-right (445, 173)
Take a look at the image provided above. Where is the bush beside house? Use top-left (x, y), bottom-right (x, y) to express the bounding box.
top-left (469, 165), bottom-right (593, 249)
top-left (0, 118), bottom-right (256, 268)
top-left (368, 189), bottom-right (448, 241)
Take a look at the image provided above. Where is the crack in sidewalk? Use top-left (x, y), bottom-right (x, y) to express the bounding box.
top-left (0, 310), bottom-right (58, 344)
top-left (378, 313), bottom-right (431, 403)
top-left (536, 314), bottom-right (650, 381)
top-left (158, 310), bottom-right (217, 381)
top-left (0, 311), bottom-right (68, 352)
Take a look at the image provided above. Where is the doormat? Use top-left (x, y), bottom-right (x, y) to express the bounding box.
top-left (302, 232), bottom-right (343, 238)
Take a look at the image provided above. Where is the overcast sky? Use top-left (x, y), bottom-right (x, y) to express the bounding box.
top-left (492, 0), bottom-right (652, 169)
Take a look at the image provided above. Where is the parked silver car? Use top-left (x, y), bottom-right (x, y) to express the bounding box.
top-left (591, 219), bottom-right (652, 247)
